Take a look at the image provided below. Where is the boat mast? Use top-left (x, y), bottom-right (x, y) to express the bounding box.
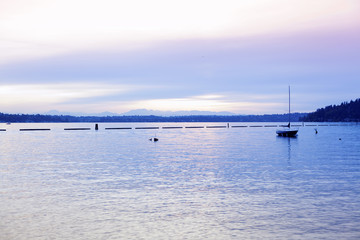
top-left (288, 85), bottom-right (291, 127)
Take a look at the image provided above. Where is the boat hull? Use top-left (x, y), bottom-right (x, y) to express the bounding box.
top-left (276, 129), bottom-right (298, 137)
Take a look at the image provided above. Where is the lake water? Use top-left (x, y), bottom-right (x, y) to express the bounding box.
top-left (1, 122), bottom-right (360, 239)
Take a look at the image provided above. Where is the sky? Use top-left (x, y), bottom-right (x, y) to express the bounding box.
top-left (0, 0), bottom-right (359, 115)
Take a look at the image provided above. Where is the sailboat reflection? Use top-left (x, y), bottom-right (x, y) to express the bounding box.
top-left (277, 135), bottom-right (298, 166)
top-left (287, 137), bottom-right (292, 166)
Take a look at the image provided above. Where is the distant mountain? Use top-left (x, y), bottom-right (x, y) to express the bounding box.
top-left (300, 98), bottom-right (360, 122)
top-left (44, 109), bottom-right (235, 117)
top-left (44, 110), bottom-right (120, 117)
top-left (120, 109), bottom-right (236, 116)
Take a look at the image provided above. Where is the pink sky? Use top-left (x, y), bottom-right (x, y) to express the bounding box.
top-left (0, 0), bottom-right (359, 114)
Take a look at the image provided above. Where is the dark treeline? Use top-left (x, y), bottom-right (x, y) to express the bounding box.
top-left (300, 98), bottom-right (360, 122)
top-left (3, 98), bottom-right (359, 123)
top-left (0, 112), bottom-right (307, 123)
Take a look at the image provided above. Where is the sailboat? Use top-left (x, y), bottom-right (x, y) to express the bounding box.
top-left (276, 86), bottom-right (298, 137)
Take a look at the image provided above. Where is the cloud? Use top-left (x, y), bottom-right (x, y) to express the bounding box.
top-left (0, 83), bottom-right (147, 112)
top-left (1, 0), bottom-right (359, 64)
top-left (2, 27), bottom-right (358, 83)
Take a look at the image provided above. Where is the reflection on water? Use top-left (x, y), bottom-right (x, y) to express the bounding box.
top-left (1, 123), bottom-right (360, 239)
top-left (276, 135), bottom-right (298, 167)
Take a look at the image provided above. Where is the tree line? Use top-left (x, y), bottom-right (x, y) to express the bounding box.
top-left (300, 98), bottom-right (360, 122)
top-left (0, 112), bottom-right (307, 123)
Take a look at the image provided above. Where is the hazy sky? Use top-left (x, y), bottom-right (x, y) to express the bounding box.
top-left (1, 0), bottom-right (359, 114)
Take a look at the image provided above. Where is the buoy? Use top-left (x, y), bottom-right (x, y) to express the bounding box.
top-left (95, 123), bottom-right (99, 130)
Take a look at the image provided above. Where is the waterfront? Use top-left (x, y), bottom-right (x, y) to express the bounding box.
top-left (1, 123), bottom-right (360, 239)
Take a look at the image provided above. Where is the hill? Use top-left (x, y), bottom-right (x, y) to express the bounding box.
top-left (301, 98), bottom-right (360, 122)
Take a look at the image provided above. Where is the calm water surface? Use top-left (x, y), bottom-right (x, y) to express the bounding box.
top-left (1, 122), bottom-right (360, 239)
